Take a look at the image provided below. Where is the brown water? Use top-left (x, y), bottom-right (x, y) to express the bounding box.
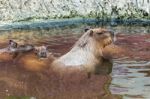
top-left (0, 24), bottom-right (150, 99)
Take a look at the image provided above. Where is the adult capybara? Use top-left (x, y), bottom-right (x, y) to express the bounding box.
top-left (51, 28), bottom-right (114, 76)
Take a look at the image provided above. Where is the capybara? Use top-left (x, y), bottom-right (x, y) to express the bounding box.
top-left (51, 28), bottom-right (114, 76)
top-left (15, 45), bottom-right (55, 72)
top-left (0, 40), bottom-right (34, 62)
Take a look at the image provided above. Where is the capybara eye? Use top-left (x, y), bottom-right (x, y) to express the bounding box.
top-left (97, 32), bottom-right (103, 35)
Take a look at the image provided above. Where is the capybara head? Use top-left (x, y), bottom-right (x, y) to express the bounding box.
top-left (87, 28), bottom-right (114, 48)
top-left (75, 28), bottom-right (114, 51)
top-left (9, 40), bottom-right (18, 49)
top-left (34, 46), bottom-right (48, 58)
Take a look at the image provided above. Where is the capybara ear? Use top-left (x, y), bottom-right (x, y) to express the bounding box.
top-left (84, 28), bottom-right (90, 32)
top-left (84, 26), bottom-right (92, 32)
top-left (89, 30), bottom-right (94, 36)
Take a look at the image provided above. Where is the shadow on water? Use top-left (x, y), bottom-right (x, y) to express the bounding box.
top-left (0, 23), bottom-right (149, 99)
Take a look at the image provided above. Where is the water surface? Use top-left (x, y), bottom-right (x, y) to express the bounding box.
top-left (0, 24), bottom-right (149, 99)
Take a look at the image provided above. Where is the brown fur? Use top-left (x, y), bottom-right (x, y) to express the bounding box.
top-left (14, 50), bottom-right (55, 72)
top-left (0, 52), bottom-right (15, 62)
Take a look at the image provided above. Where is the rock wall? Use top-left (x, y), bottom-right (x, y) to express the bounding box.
top-left (0, 0), bottom-right (149, 22)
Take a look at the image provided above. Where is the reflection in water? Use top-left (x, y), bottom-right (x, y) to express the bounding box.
top-left (0, 24), bottom-right (149, 99)
top-left (110, 61), bottom-right (150, 99)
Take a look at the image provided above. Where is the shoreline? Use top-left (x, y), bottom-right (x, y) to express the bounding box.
top-left (0, 18), bottom-right (150, 30)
